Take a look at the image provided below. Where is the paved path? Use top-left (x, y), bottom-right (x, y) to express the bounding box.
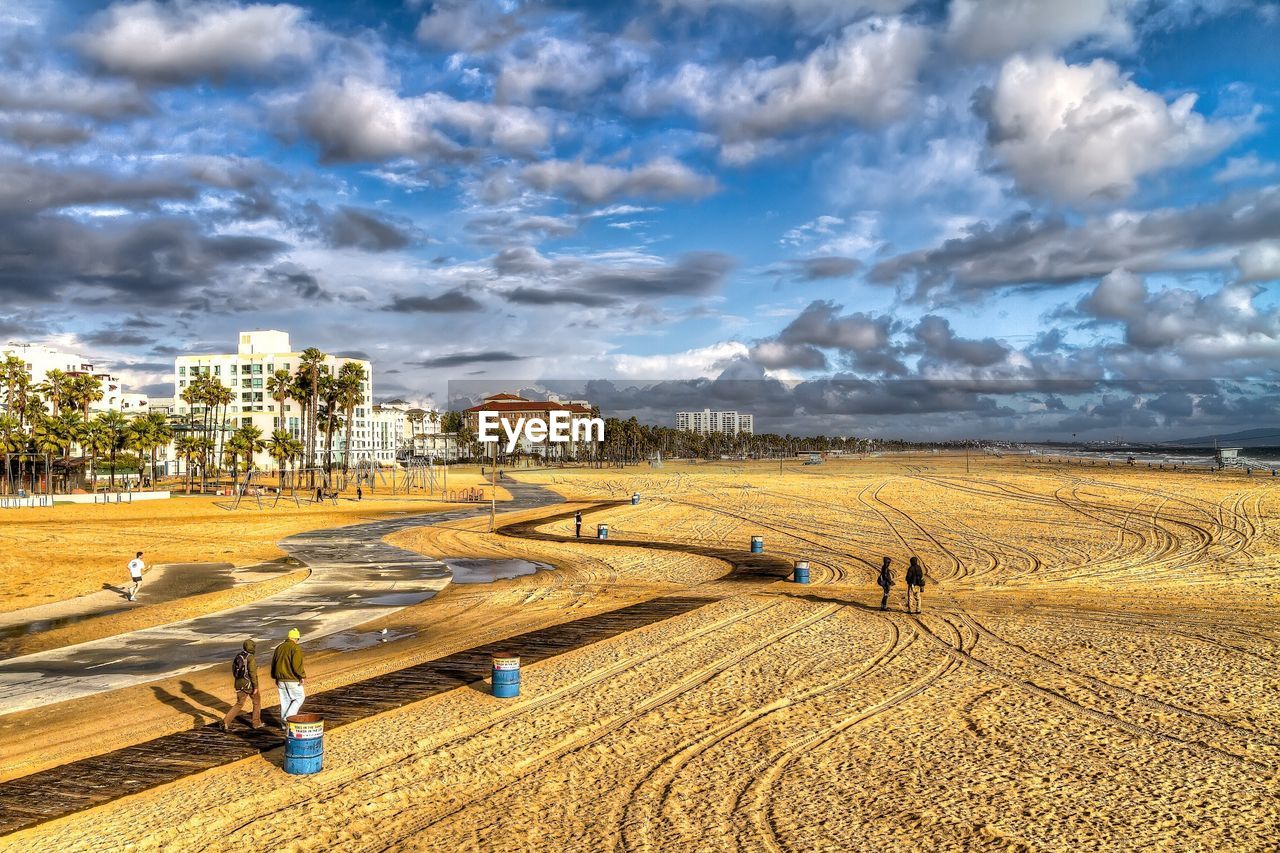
top-left (0, 482), bottom-right (560, 715)
top-left (0, 560), bottom-right (300, 649)
top-left (0, 502), bottom-right (796, 836)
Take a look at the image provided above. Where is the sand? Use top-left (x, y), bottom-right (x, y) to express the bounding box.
top-left (5, 456), bottom-right (1279, 851)
top-left (0, 468), bottom-right (501, 614)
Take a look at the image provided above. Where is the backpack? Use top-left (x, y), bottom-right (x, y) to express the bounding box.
top-left (232, 651), bottom-right (250, 682)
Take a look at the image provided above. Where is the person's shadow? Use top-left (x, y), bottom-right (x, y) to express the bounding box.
top-left (102, 583), bottom-right (130, 600)
top-left (150, 680), bottom-right (228, 726)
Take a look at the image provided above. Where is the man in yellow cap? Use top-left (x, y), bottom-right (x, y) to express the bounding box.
top-left (271, 627), bottom-right (306, 726)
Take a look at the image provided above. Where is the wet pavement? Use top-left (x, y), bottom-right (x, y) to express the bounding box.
top-left (444, 557), bottom-right (554, 584)
top-left (0, 481), bottom-right (560, 715)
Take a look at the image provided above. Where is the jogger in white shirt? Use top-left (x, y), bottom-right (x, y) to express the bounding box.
top-left (127, 551), bottom-right (144, 601)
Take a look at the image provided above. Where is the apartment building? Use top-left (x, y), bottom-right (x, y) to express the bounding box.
top-left (1, 342), bottom-right (150, 414)
top-left (675, 409), bottom-right (754, 436)
top-left (173, 330), bottom-right (373, 470)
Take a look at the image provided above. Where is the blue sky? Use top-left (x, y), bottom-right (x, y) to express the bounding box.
top-left (3, 0), bottom-right (1280, 438)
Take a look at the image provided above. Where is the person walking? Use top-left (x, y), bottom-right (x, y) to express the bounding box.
top-left (876, 557), bottom-right (893, 611)
top-left (574, 510), bottom-right (582, 538)
top-left (356, 486), bottom-right (363, 501)
top-left (222, 639), bottom-right (263, 731)
top-left (272, 628), bottom-right (307, 726)
top-left (905, 556), bottom-right (926, 614)
top-left (126, 551), bottom-right (145, 601)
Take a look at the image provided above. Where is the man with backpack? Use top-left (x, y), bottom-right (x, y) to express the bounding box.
top-left (222, 639), bottom-right (263, 731)
top-left (574, 509), bottom-right (582, 538)
top-left (272, 627), bottom-right (307, 726)
top-left (876, 556), bottom-right (893, 611)
top-left (905, 556), bottom-right (926, 614)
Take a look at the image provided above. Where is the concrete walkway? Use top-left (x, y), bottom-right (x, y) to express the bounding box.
top-left (0, 481), bottom-right (559, 715)
top-left (0, 560), bottom-right (301, 648)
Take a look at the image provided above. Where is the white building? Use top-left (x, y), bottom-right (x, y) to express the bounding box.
top-left (1, 342), bottom-right (150, 414)
top-left (675, 409), bottom-right (754, 436)
top-left (173, 330), bottom-right (373, 470)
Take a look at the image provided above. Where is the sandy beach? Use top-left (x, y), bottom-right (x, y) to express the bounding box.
top-left (2, 456), bottom-right (1277, 851)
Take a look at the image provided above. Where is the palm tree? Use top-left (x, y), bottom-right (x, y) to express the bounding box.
top-left (296, 348), bottom-right (326, 485)
top-left (266, 428), bottom-right (295, 491)
top-left (318, 373), bottom-right (340, 473)
top-left (267, 368), bottom-right (292, 437)
top-left (82, 415), bottom-right (111, 492)
top-left (97, 411), bottom-right (128, 489)
top-left (69, 373), bottom-right (103, 420)
top-left (226, 424), bottom-right (265, 482)
top-left (129, 411), bottom-right (172, 484)
top-left (337, 361), bottom-right (366, 476)
top-left (36, 369), bottom-right (72, 416)
top-left (174, 433), bottom-right (200, 493)
top-left (0, 413), bottom-right (23, 493)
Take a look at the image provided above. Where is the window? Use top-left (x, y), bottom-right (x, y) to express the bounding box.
top-left (252, 364), bottom-right (263, 374)
top-left (178, 366), bottom-right (186, 376)
top-left (252, 378), bottom-right (263, 389)
top-left (242, 418), bottom-right (253, 427)
top-left (242, 393), bottom-right (253, 402)
top-left (214, 365), bottom-right (221, 375)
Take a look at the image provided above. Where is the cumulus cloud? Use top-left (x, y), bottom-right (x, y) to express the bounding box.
top-left (287, 77), bottom-right (551, 163)
top-left (628, 18), bottom-right (929, 161)
top-left (870, 184), bottom-right (1280, 299)
top-left (385, 290), bottom-right (484, 313)
top-left (1075, 270), bottom-right (1280, 363)
top-left (981, 55), bottom-right (1249, 203)
top-left (658, 0), bottom-right (911, 29)
top-left (0, 69), bottom-right (150, 120)
top-left (489, 247), bottom-right (735, 307)
top-left (318, 205), bottom-right (421, 252)
top-left (1234, 242), bottom-right (1280, 283)
top-left (519, 157), bottom-right (717, 204)
top-left (497, 35), bottom-right (639, 103)
top-left (945, 0), bottom-right (1134, 60)
top-left (77, 0), bottom-right (317, 84)
top-left (913, 315), bottom-right (1009, 367)
top-left (415, 0), bottom-right (525, 52)
top-left (750, 300), bottom-right (901, 373)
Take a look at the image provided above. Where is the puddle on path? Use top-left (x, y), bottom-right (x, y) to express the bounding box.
top-left (444, 558), bottom-right (553, 584)
top-left (313, 626), bottom-right (419, 652)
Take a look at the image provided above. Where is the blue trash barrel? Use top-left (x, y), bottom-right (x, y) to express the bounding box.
top-left (492, 654), bottom-right (520, 698)
top-left (284, 714), bottom-right (324, 775)
top-left (750, 535), bottom-right (764, 554)
top-left (597, 523), bottom-right (609, 540)
top-left (631, 493), bottom-right (640, 505)
top-left (793, 560), bottom-right (809, 584)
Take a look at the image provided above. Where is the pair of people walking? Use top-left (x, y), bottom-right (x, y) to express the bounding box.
top-left (222, 627), bottom-right (308, 731)
top-left (876, 556), bottom-right (926, 613)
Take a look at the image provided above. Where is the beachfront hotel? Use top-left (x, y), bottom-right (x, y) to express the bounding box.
top-left (676, 409), bottom-right (754, 436)
top-left (173, 330), bottom-right (374, 470)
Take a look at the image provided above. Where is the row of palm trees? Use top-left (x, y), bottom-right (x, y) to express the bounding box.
top-left (177, 348), bottom-right (368, 491)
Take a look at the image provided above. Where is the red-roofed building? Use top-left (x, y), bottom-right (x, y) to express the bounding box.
top-left (463, 393), bottom-right (599, 457)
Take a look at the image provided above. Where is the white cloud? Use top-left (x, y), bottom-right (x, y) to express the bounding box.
top-left (612, 341), bottom-right (750, 378)
top-left (496, 35), bottom-right (642, 103)
top-left (1213, 153), bottom-right (1278, 183)
top-left (628, 17), bottom-right (929, 161)
top-left (658, 0), bottom-right (911, 29)
top-left (1234, 241), bottom-right (1280, 283)
top-left (520, 157), bottom-right (717, 205)
top-left (945, 0), bottom-right (1134, 60)
top-left (77, 1), bottom-right (317, 83)
top-left (287, 77), bottom-right (551, 163)
top-left (984, 55), bottom-right (1250, 203)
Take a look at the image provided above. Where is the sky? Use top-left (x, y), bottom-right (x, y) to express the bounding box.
top-left (3, 0), bottom-right (1280, 440)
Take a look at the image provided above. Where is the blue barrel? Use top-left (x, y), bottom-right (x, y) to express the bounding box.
top-left (597, 523), bottom-right (609, 540)
top-left (492, 655), bottom-right (520, 698)
top-left (284, 714), bottom-right (324, 775)
top-left (793, 561), bottom-right (809, 584)
top-left (631, 493), bottom-right (640, 505)
top-left (750, 535), bottom-right (764, 554)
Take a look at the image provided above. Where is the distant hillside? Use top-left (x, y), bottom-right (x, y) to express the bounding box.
top-left (1165, 427), bottom-right (1280, 447)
